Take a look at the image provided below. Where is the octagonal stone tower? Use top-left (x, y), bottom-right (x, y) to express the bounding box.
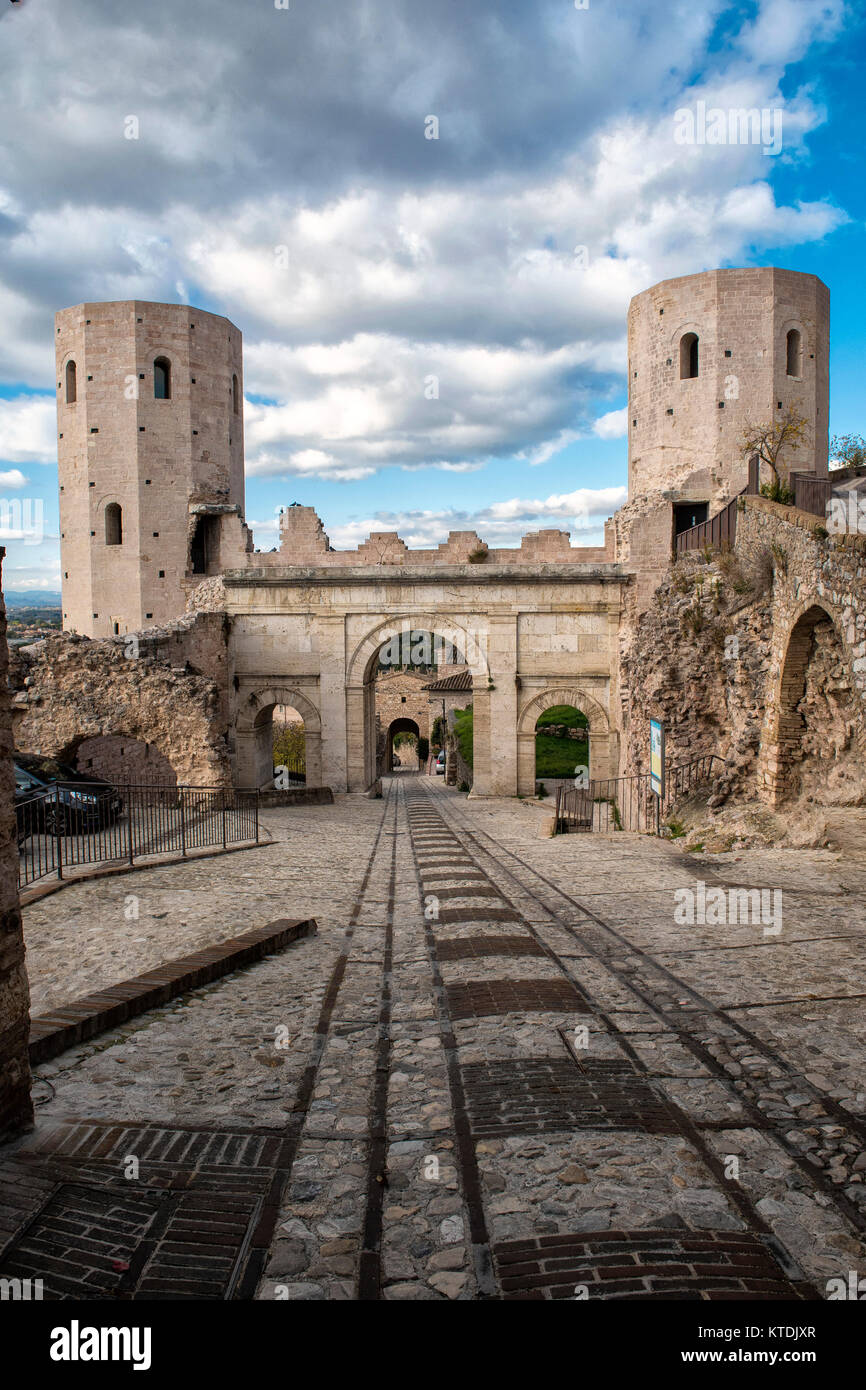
top-left (627, 266), bottom-right (829, 503)
top-left (56, 301), bottom-right (245, 638)
top-left (614, 267), bottom-right (829, 609)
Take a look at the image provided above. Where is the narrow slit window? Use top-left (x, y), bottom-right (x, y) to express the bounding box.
top-left (786, 329), bottom-right (802, 378)
top-left (154, 356), bottom-right (171, 399)
top-left (232, 373), bottom-right (240, 415)
top-left (680, 333), bottom-right (699, 379)
top-left (65, 360), bottom-right (77, 403)
top-left (105, 503), bottom-right (122, 546)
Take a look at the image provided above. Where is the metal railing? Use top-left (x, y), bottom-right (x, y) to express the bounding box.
top-left (17, 782), bottom-right (259, 890)
top-left (675, 455), bottom-right (760, 556)
top-left (555, 754), bottom-right (728, 835)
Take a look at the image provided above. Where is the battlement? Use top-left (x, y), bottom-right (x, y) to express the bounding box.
top-left (271, 504), bottom-right (613, 568)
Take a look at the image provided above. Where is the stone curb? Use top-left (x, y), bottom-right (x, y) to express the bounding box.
top-left (27, 916), bottom-right (318, 1065)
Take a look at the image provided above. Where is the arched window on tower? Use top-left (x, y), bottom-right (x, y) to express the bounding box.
top-left (786, 329), bottom-right (802, 378)
top-left (154, 357), bottom-right (171, 400)
top-left (232, 373), bottom-right (240, 415)
top-left (105, 503), bottom-right (122, 546)
top-left (680, 333), bottom-right (699, 379)
top-left (65, 360), bottom-right (77, 404)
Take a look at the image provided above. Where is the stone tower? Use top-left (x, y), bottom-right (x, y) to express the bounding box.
top-left (615, 266), bottom-right (830, 605)
top-left (56, 301), bottom-right (246, 638)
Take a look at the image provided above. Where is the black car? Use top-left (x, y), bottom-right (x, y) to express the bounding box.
top-left (14, 754), bottom-right (123, 838)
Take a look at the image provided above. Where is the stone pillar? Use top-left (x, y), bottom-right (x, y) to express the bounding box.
top-left (487, 617), bottom-right (519, 796)
top-left (0, 548), bottom-right (34, 1141)
top-left (317, 616), bottom-right (350, 791)
top-left (469, 687), bottom-right (492, 795)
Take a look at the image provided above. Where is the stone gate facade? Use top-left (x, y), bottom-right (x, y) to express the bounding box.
top-left (25, 266), bottom-right (858, 804)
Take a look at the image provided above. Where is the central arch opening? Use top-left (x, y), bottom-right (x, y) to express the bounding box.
top-left (534, 704), bottom-right (589, 797)
top-left (388, 718), bottom-right (420, 772)
top-left (365, 626), bottom-right (474, 788)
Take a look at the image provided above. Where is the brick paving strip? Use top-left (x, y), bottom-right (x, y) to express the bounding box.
top-left (0, 789), bottom-right (399, 1300)
top-left (425, 781), bottom-right (866, 1295)
top-left (28, 918), bottom-right (318, 1065)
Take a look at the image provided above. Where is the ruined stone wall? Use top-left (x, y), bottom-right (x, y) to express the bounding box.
top-left (11, 622), bottom-right (231, 788)
top-left (75, 735), bottom-right (178, 787)
top-left (0, 549), bottom-right (33, 1141)
top-left (272, 505), bottom-right (612, 567)
top-left (620, 496), bottom-right (866, 811)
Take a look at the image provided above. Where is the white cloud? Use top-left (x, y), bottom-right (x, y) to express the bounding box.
top-left (0, 396), bottom-right (56, 465)
top-left (593, 408), bottom-right (628, 440)
top-left (0, 469), bottom-right (29, 489)
top-left (0, 0), bottom-right (850, 494)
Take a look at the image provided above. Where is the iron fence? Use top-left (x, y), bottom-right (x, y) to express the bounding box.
top-left (17, 782), bottom-right (259, 890)
top-left (555, 754), bottom-right (728, 836)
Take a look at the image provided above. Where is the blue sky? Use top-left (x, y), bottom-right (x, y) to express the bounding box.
top-left (0, 0), bottom-right (862, 590)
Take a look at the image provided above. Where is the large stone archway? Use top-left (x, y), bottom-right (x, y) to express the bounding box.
top-left (517, 686), bottom-right (614, 796)
top-left (235, 685), bottom-right (322, 791)
top-left (345, 615), bottom-right (491, 794)
top-left (224, 561), bottom-right (625, 796)
top-left (758, 601), bottom-right (864, 808)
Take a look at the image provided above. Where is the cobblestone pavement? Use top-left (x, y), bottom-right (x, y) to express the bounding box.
top-left (1, 774), bottom-right (865, 1301)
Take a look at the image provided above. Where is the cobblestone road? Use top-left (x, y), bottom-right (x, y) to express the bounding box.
top-left (2, 775), bottom-right (865, 1301)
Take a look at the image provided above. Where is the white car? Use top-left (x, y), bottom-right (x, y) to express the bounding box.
top-left (435, 751), bottom-right (446, 774)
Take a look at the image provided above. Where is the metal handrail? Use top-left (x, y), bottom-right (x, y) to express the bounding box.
top-left (555, 754), bottom-right (728, 835)
top-left (16, 781), bottom-right (260, 889)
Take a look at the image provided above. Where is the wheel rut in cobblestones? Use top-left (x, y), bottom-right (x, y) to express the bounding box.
top-left (0, 783), bottom-right (401, 1302)
top-left (399, 781), bottom-right (850, 1299)
top-left (411, 781), bottom-right (864, 1297)
top-left (441, 791), bottom-right (866, 1230)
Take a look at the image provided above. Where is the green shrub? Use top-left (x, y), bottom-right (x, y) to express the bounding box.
top-left (759, 479), bottom-right (794, 505)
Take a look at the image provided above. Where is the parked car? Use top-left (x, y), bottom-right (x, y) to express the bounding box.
top-left (14, 753), bottom-right (123, 837)
top-left (435, 750), bottom-right (446, 775)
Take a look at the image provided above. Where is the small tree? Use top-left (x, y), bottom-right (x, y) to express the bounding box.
top-left (739, 409), bottom-right (808, 497)
top-left (830, 433), bottom-right (866, 469)
top-left (417, 736), bottom-right (429, 765)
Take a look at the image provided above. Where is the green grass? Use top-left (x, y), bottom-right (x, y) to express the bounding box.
top-left (453, 706), bottom-right (474, 769)
top-left (535, 705), bottom-right (589, 730)
top-left (533, 706), bottom-right (589, 778)
top-left (534, 733), bottom-right (589, 777)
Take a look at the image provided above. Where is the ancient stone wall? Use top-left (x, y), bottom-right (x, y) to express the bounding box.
top-left (374, 670), bottom-right (433, 743)
top-left (75, 735), bottom-right (178, 787)
top-left (0, 549), bottom-right (33, 1140)
top-left (620, 496), bottom-right (866, 812)
top-left (272, 505), bottom-right (612, 567)
top-left (11, 620), bottom-right (231, 788)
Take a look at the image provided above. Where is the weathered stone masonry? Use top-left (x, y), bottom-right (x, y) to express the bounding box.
top-left (620, 496), bottom-right (866, 809)
top-left (11, 613), bottom-right (232, 788)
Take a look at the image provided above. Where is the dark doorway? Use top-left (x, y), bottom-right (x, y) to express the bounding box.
top-left (190, 515), bottom-right (219, 575)
top-left (673, 501), bottom-right (709, 537)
